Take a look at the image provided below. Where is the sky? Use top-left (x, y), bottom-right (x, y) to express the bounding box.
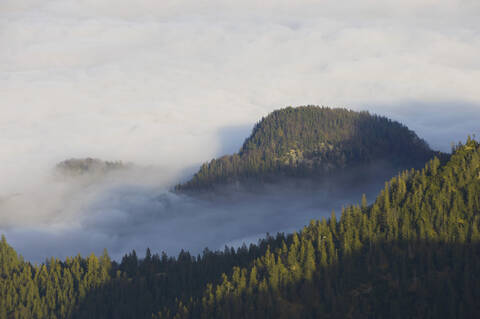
top-left (1, 0), bottom-right (479, 261)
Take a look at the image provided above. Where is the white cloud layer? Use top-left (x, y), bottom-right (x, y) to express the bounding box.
top-left (1, 0), bottom-right (479, 260)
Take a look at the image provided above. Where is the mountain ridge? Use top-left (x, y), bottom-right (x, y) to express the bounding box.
top-left (177, 106), bottom-right (442, 192)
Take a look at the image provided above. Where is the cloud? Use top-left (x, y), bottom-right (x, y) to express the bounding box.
top-left (367, 100), bottom-right (480, 152)
top-left (0, 0), bottom-right (479, 260)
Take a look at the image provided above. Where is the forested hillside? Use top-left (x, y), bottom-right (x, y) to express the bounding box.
top-left (0, 138), bottom-right (479, 318)
top-left (157, 138), bottom-right (480, 318)
top-left (55, 158), bottom-right (130, 177)
top-left (177, 106), bottom-right (437, 191)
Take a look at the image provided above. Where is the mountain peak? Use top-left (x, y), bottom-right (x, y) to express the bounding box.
top-left (177, 106), bottom-right (440, 192)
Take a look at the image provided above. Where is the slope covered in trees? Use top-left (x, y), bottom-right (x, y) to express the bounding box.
top-left (55, 158), bottom-right (131, 177)
top-left (1, 138), bottom-right (479, 318)
top-left (0, 232), bottom-right (280, 319)
top-left (155, 138), bottom-right (480, 318)
top-left (177, 106), bottom-right (437, 191)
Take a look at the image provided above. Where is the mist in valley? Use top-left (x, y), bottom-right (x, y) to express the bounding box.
top-left (0, 156), bottom-right (401, 262)
top-left (0, 112), bottom-right (478, 263)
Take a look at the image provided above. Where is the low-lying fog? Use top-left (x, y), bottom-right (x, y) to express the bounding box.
top-left (1, 107), bottom-right (479, 263)
top-left (0, 160), bottom-right (397, 262)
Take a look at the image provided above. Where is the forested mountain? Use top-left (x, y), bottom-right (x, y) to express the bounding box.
top-left (55, 158), bottom-right (131, 177)
top-left (1, 138), bottom-right (479, 318)
top-left (177, 106), bottom-right (438, 191)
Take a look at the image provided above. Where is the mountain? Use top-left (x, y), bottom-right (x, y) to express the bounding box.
top-left (1, 138), bottom-right (479, 318)
top-left (55, 158), bottom-right (132, 177)
top-left (157, 138), bottom-right (480, 319)
top-left (177, 106), bottom-right (439, 192)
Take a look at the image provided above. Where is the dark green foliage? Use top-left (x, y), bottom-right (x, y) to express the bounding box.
top-left (0, 233), bottom-right (283, 319)
top-left (160, 139), bottom-right (480, 318)
top-left (177, 106), bottom-right (437, 191)
top-left (55, 158), bottom-right (130, 176)
top-left (1, 139), bottom-right (479, 318)
top-left (0, 242), bottom-right (111, 319)
top-left (72, 238), bottom-right (282, 319)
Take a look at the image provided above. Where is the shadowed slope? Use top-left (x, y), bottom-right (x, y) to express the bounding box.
top-left (158, 138), bottom-right (480, 318)
top-left (177, 106), bottom-right (438, 192)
